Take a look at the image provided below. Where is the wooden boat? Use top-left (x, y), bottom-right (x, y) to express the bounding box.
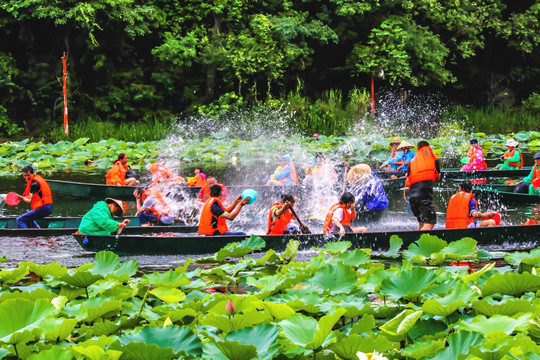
top-left (73, 223), bottom-right (540, 255)
top-left (376, 167), bottom-right (531, 181)
top-left (0, 216), bottom-right (197, 237)
top-left (473, 184), bottom-right (540, 204)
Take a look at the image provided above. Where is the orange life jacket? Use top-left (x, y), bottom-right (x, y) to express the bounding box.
top-left (142, 190), bottom-right (170, 220)
top-left (105, 161), bottom-right (127, 185)
top-left (198, 197), bottom-right (228, 235)
top-left (505, 148), bottom-right (523, 169)
top-left (323, 203), bottom-right (355, 234)
top-left (391, 148), bottom-right (397, 158)
top-left (267, 203), bottom-right (293, 235)
top-left (200, 183), bottom-right (225, 202)
top-left (406, 146), bottom-right (439, 188)
top-left (187, 174), bottom-right (207, 187)
top-left (279, 162), bottom-right (298, 184)
top-left (445, 192), bottom-right (475, 229)
top-left (531, 165), bottom-right (540, 187)
top-left (23, 175), bottom-right (53, 209)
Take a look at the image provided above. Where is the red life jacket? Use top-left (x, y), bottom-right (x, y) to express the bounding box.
top-left (198, 197), bottom-right (228, 235)
top-left (323, 203), bottom-right (355, 234)
top-left (531, 165), bottom-right (540, 188)
top-left (406, 146), bottom-right (439, 188)
top-left (506, 148), bottom-right (523, 169)
top-left (445, 192), bottom-right (475, 229)
top-left (267, 203), bottom-right (293, 235)
top-left (23, 175), bottom-right (53, 210)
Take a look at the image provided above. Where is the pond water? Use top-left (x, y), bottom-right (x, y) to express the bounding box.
top-left (1, 167), bottom-right (538, 270)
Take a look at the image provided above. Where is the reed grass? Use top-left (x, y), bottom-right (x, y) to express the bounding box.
top-left (447, 106), bottom-right (539, 134)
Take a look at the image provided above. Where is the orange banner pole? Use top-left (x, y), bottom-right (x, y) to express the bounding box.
top-left (370, 75), bottom-right (375, 116)
top-left (62, 52), bottom-right (68, 136)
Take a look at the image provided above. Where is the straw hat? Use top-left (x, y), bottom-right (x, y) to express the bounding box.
top-left (347, 164), bottom-right (372, 185)
top-left (396, 140), bottom-right (414, 151)
top-left (505, 139), bottom-right (518, 147)
top-left (105, 198), bottom-right (124, 216)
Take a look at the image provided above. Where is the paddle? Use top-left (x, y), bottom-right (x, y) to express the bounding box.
top-left (5, 192), bottom-right (21, 206)
top-left (342, 162), bottom-right (350, 194)
top-left (289, 206), bottom-right (311, 234)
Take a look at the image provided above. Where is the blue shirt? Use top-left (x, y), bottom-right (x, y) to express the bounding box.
top-left (351, 173), bottom-right (389, 211)
top-left (383, 151), bottom-right (404, 171)
top-left (391, 150), bottom-right (415, 172)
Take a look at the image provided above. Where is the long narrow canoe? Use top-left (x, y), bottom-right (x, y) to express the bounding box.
top-left (473, 184), bottom-right (540, 204)
top-left (74, 223), bottom-right (540, 255)
top-left (376, 167), bottom-right (531, 181)
top-left (0, 216), bottom-right (197, 237)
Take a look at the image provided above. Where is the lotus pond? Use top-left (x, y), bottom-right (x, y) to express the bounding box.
top-left (1, 237), bottom-right (540, 359)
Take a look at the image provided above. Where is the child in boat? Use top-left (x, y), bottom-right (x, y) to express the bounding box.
top-left (461, 139), bottom-right (487, 171)
top-left (267, 194), bottom-right (300, 235)
top-left (105, 153), bottom-right (140, 186)
top-left (187, 166), bottom-right (207, 187)
top-left (323, 192), bottom-right (367, 234)
top-left (264, 154), bottom-right (298, 186)
top-left (494, 139), bottom-right (523, 170)
top-left (446, 180), bottom-right (497, 228)
top-left (514, 152), bottom-right (540, 195)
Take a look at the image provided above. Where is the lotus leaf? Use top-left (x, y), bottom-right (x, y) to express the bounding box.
top-left (348, 314), bottom-right (376, 334)
top-left (226, 324), bottom-right (280, 360)
top-left (59, 285), bottom-right (86, 301)
top-left (304, 262), bottom-right (358, 295)
top-left (422, 284), bottom-right (479, 317)
top-left (201, 310), bottom-right (271, 333)
top-left (119, 326), bottom-right (202, 357)
top-left (0, 288), bottom-right (56, 304)
top-left (214, 236), bottom-right (266, 261)
top-left (380, 267), bottom-right (439, 302)
top-left (285, 295), bottom-right (323, 314)
top-left (25, 262), bottom-right (67, 279)
top-left (61, 271), bottom-right (104, 289)
top-left (323, 241), bottom-right (352, 254)
top-left (110, 342), bottom-right (174, 360)
top-left (318, 295), bottom-right (371, 319)
top-left (472, 298), bottom-right (534, 317)
top-left (213, 340), bottom-right (258, 360)
top-left (328, 333), bottom-right (394, 360)
top-left (458, 314), bottom-right (532, 335)
top-left (71, 345), bottom-right (122, 360)
top-left (79, 320), bottom-right (121, 337)
top-left (142, 270), bottom-right (190, 288)
top-left (90, 251), bottom-right (122, 277)
top-left (429, 331), bottom-right (484, 360)
top-left (402, 339), bottom-right (446, 359)
top-left (0, 298), bottom-right (56, 344)
top-left (39, 318), bottom-right (78, 342)
top-left (402, 235), bottom-right (448, 263)
top-left (154, 308), bottom-right (197, 325)
top-left (259, 302), bottom-right (296, 321)
top-left (0, 266), bottom-right (29, 285)
top-left (439, 237), bottom-right (477, 261)
top-left (468, 332), bottom-right (536, 360)
top-left (149, 287), bottom-right (186, 303)
top-left (27, 347), bottom-right (75, 360)
top-left (380, 310), bottom-right (423, 341)
top-left (408, 319), bottom-right (448, 342)
top-left (504, 247), bottom-right (540, 268)
top-left (460, 262), bottom-right (495, 284)
top-left (337, 249), bottom-right (372, 267)
top-left (361, 268), bottom-right (395, 293)
top-left (381, 235), bottom-right (403, 258)
top-left (481, 272), bottom-right (540, 296)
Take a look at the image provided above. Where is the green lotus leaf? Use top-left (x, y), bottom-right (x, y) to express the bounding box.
top-left (71, 345), bottom-right (122, 360)
top-left (361, 268), bottom-right (395, 293)
top-left (460, 262), bottom-right (495, 284)
top-left (304, 262), bottom-right (358, 294)
top-left (79, 319), bottom-right (121, 337)
top-left (59, 285), bottom-right (87, 301)
top-left (402, 234), bottom-right (448, 263)
top-left (319, 295), bottom-right (371, 319)
top-left (73, 138), bottom-right (90, 146)
top-left (40, 318), bottom-right (78, 342)
top-left (149, 287), bottom-right (186, 303)
top-left (402, 339), bottom-right (446, 359)
top-left (468, 332), bottom-right (527, 360)
top-left (381, 235), bottom-right (403, 258)
top-left (226, 323), bottom-right (280, 360)
top-left (323, 241), bottom-right (352, 254)
top-left (110, 342), bottom-right (174, 360)
top-left (260, 302), bottom-right (296, 321)
top-left (0, 288), bottom-right (56, 304)
top-left (214, 235), bottom-right (266, 261)
top-left (247, 272), bottom-right (309, 298)
top-left (27, 346), bottom-right (75, 360)
top-left (90, 251), bottom-right (121, 277)
top-left (504, 247), bottom-right (540, 267)
top-left (328, 333), bottom-right (394, 360)
top-left (119, 326), bottom-right (202, 357)
top-left (337, 249), bottom-right (372, 267)
top-left (429, 331), bottom-right (484, 360)
top-left (481, 272), bottom-right (540, 296)
top-left (408, 319), bottom-right (448, 343)
top-left (214, 340), bottom-right (258, 360)
top-left (61, 271), bottom-right (104, 289)
top-left (439, 237), bottom-right (477, 261)
top-left (514, 131), bottom-right (531, 142)
top-left (26, 262), bottom-right (67, 279)
top-left (0, 266), bottom-right (29, 285)
top-left (202, 310), bottom-right (270, 333)
top-left (142, 270), bottom-right (190, 288)
top-left (380, 310), bottom-right (423, 341)
top-left (422, 283), bottom-right (479, 317)
top-left (458, 314), bottom-right (531, 335)
top-left (472, 298), bottom-right (534, 317)
top-left (24, 142), bottom-right (41, 153)
top-left (347, 314), bottom-right (376, 335)
top-left (530, 139), bottom-right (540, 148)
top-left (154, 309), bottom-right (197, 325)
top-left (379, 267), bottom-right (438, 302)
top-left (0, 298), bottom-right (56, 344)
top-left (423, 277), bottom-right (462, 298)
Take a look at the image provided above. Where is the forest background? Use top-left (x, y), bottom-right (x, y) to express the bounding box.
top-left (0, 0), bottom-right (539, 141)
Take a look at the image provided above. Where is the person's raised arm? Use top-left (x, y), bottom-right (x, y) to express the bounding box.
top-left (225, 195), bottom-right (242, 212)
top-left (221, 198), bottom-right (250, 220)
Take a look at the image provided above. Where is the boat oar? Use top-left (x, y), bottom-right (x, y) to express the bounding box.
top-left (342, 162), bottom-right (350, 194)
top-left (289, 206), bottom-right (311, 234)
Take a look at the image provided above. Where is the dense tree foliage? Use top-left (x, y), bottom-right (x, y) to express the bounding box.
top-left (0, 0), bottom-right (539, 133)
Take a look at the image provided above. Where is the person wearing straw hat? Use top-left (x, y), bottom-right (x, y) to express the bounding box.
top-left (461, 138), bottom-right (487, 171)
top-left (514, 152), bottom-right (540, 195)
top-left (446, 180), bottom-right (497, 229)
top-left (379, 137), bottom-right (402, 172)
top-left (78, 198), bottom-right (130, 235)
top-left (494, 139), bottom-right (523, 170)
top-left (391, 140), bottom-right (416, 173)
top-left (347, 164), bottom-right (388, 212)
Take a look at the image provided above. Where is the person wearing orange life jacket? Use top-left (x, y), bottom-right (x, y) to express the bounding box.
top-left (494, 139), bottom-right (523, 170)
top-left (264, 154), bottom-right (298, 186)
top-left (198, 185), bottom-right (250, 236)
top-left (105, 153), bottom-right (140, 186)
top-left (405, 141), bottom-right (441, 231)
top-left (267, 194), bottom-right (301, 235)
top-left (14, 166), bottom-right (53, 228)
top-left (187, 166), bottom-right (207, 187)
top-left (196, 176), bottom-right (230, 207)
top-left (149, 157), bottom-right (185, 187)
top-left (461, 139), bottom-right (487, 171)
top-left (446, 180), bottom-right (497, 229)
top-left (323, 192), bottom-right (367, 234)
top-left (134, 188), bottom-right (174, 226)
top-left (514, 152), bottom-right (540, 195)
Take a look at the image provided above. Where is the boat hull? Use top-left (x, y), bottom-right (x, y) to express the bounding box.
top-left (473, 184), bottom-right (540, 204)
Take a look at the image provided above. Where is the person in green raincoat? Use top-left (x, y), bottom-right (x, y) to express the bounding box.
top-left (78, 198), bottom-right (130, 235)
top-left (494, 139), bottom-right (523, 170)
